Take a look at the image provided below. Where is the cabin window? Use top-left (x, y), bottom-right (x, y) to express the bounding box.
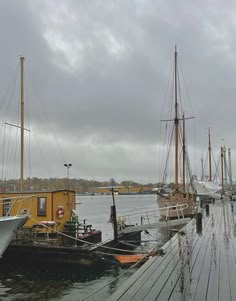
top-left (37, 197), bottom-right (47, 216)
top-left (3, 199), bottom-right (10, 216)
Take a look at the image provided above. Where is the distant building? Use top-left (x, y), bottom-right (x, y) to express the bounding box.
top-left (95, 185), bottom-right (154, 195)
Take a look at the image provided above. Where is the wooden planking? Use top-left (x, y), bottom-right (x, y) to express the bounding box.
top-left (166, 207), bottom-right (220, 301)
top-left (107, 219), bottom-right (197, 301)
top-left (190, 206), bottom-right (222, 301)
top-left (202, 208), bottom-right (222, 301)
top-left (109, 220), bottom-right (195, 300)
top-left (108, 211), bottom-right (208, 301)
top-left (157, 207), bottom-right (220, 301)
top-left (227, 223), bottom-right (236, 300)
top-left (107, 201), bottom-right (236, 301)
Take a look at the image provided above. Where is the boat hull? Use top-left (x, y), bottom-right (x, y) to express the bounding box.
top-left (0, 215), bottom-right (29, 257)
top-left (157, 195), bottom-right (195, 218)
top-left (114, 254), bottom-right (148, 264)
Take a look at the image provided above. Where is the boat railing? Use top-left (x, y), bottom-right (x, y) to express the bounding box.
top-left (0, 195), bottom-right (35, 218)
top-left (165, 203), bottom-right (188, 221)
top-left (116, 203), bottom-right (189, 229)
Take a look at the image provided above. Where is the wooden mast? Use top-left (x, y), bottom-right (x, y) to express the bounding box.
top-left (174, 46), bottom-right (179, 192)
top-left (220, 146), bottom-right (224, 196)
top-left (201, 157), bottom-right (204, 180)
top-left (182, 113), bottom-right (186, 194)
top-left (228, 148), bottom-right (233, 190)
top-left (208, 128), bottom-right (212, 182)
top-left (20, 57), bottom-right (25, 191)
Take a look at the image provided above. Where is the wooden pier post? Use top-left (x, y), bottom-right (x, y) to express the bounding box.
top-left (196, 212), bottom-right (202, 234)
top-left (205, 204), bottom-right (210, 217)
top-left (111, 187), bottom-right (118, 242)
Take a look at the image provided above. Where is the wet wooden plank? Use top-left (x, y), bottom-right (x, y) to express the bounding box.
top-left (203, 209), bottom-right (222, 301)
top-left (107, 220), bottom-right (196, 301)
top-left (108, 202), bottom-right (236, 301)
top-left (159, 207), bottom-right (220, 301)
top-left (191, 207), bottom-right (222, 301)
top-left (134, 228), bottom-right (200, 301)
top-left (218, 203), bottom-right (231, 301)
top-left (227, 226), bottom-right (236, 300)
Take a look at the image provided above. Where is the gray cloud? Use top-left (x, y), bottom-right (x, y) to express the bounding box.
top-left (0, 0), bottom-right (235, 183)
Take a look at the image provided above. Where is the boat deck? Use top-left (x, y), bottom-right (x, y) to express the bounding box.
top-left (107, 200), bottom-right (236, 301)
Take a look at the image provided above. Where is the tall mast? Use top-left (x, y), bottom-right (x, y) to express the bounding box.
top-left (174, 46), bottom-right (179, 192)
top-left (20, 57), bottom-right (25, 191)
top-left (220, 146), bottom-right (224, 196)
top-left (201, 157), bottom-right (204, 180)
top-left (208, 128), bottom-right (212, 181)
top-left (223, 146), bottom-right (227, 186)
top-left (182, 113), bottom-right (186, 194)
top-left (228, 148), bottom-right (233, 190)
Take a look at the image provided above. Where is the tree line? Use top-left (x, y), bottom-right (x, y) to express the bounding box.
top-left (0, 177), bottom-right (172, 194)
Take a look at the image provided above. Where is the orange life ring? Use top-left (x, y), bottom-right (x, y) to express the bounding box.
top-left (56, 206), bottom-right (64, 219)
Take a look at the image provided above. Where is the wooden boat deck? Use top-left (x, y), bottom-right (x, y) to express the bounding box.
top-left (108, 200), bottom-right (236, 301)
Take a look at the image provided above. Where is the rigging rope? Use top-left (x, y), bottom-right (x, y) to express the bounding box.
top-left (29, 216), bottom-right (150, 254)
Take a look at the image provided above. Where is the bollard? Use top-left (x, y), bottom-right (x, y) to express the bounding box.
top-left (206, 204), bottom-right (210, 217)
top-left (196, 212), bottom-right (202, 234)
top-left (200, 200), bottom-right (203, 208)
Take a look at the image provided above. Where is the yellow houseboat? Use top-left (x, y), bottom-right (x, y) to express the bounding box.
top-left (0, 189), bottom-right (102, 247)
top-left (0, 189), bottom-right (75, 233)
top-left (0, 58), bottom-right (103, 265)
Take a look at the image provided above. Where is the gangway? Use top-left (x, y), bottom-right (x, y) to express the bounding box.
top-left (117, 204), bottom-right (191, 235)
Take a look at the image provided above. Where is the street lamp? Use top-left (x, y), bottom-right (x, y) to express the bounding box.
top-left (64, 163), bottom-right (72, 190)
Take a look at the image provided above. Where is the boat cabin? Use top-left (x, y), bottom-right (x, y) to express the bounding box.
top-left (0, 189), bottom-right (75, 232)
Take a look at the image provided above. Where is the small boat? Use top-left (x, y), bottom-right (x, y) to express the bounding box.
top-left (114, 249), bottom-right (156, 264)
top-left (114, 254), bottom-right (148, 264)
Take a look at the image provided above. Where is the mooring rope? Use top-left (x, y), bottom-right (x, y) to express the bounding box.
top-left (28, 216), bottom-right (152, 254)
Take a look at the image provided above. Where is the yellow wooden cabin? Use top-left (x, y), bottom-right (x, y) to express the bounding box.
top-left (0, 189), bottom-right (76, 232)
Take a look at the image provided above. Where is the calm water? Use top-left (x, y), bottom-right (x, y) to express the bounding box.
top-left (0, 194), bottom-right (170, 301)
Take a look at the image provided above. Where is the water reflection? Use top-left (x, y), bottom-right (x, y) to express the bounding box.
top-left (0, 260), bottom-right (116, 301)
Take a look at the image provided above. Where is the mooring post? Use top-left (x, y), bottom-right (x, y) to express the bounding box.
top-left (111, 187), bottom-right (118, 242)
top-left (196, 211), bottom-right (202, 234)
top-left (206, 204), bottom-right (210, 217)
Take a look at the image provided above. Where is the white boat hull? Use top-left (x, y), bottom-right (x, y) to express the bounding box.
top-left (0, 215), bottom-right (29, 257)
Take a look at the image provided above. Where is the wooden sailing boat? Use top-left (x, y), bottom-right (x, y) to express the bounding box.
top-left (0, 58), bottom-right (75, 234)
top-left (157, 47), bottom-right (196, 218)
top-left (193, 129), bottom-right (221, 201)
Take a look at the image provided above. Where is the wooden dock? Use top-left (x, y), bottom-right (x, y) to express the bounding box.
top-left (108, 200), bottom-right (236, 301)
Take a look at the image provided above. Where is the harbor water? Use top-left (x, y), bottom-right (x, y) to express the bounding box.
top-left (0, 194), bottom-right (170, 301)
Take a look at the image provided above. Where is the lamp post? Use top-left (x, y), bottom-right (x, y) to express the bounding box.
top-left (64, 163), bottom-right (72, 190)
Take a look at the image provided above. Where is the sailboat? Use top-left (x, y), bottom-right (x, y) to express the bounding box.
top-left (0, 57), bottom-right (32, 257)
top-left (0, 57), bottom-right (103, 260)
top-left (193, 129), bottom-right (221, 202)
top-left (157, 47), bottom-right (196, 218)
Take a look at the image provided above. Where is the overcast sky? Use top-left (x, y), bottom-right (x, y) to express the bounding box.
top-left (0, 0), bottom-right (235, 184)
